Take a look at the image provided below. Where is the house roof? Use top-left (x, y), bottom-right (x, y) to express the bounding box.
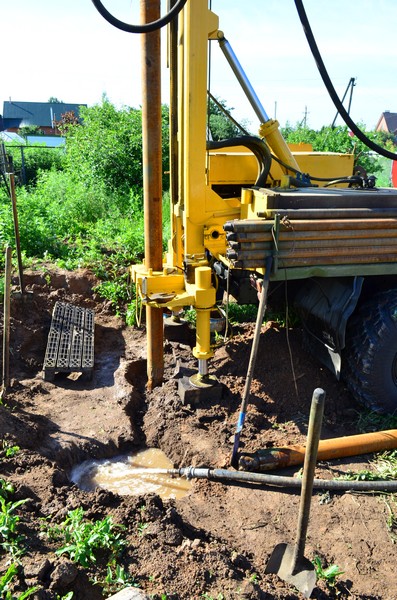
top-left (2, 101), bottom-right (86, 128)
top-left (376, 111), bottom-right (397, 133)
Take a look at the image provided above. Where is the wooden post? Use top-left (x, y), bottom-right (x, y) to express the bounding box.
top-left (7, 156), bottom-right (24, 294)
top-left (2, 247), bottom-right (12, 392)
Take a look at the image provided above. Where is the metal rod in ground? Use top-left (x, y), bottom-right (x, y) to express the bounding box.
top-left (230, 255), bottom-right (273, 468)
top-left (8, 170), bottom-right (24, 294)
top-left (140, 0), bottom-right (164, 389)
top-left (2, 247), bottom-right (12, 392)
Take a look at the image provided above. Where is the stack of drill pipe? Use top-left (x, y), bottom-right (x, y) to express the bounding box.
top-left (224, 217), bottom-right (397, 269)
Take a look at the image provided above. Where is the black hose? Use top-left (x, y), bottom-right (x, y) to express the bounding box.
top-left (91, 0), bottom-right (188, 34)
top-left (176, 467), bottom-right (397, 492)
top-left (207, 136), bottom-right (272, 187)
top-left (294, 0), bottom-right (397, 161)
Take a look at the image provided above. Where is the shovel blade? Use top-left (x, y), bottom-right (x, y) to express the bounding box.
top-left (265, 543), bottom-right (317, 599)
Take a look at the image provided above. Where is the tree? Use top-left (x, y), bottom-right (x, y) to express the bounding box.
top-left (48, 97), bottom-right (63, 103)
top-left (282, 123), bottom-right (396, 177)
top-left (207, 96), bottom-right (244, 141)
top-left (63, 97), bottom-right (169, 198)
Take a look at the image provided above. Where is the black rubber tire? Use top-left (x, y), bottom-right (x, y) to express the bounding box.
top-left (342, 289), bottom-right (397, 413)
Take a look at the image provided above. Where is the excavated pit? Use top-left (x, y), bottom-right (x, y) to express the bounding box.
top-left (1, 268), bottom-right (397, 599)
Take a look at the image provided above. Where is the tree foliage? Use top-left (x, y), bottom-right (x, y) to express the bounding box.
top-left (207, 96), bottom-right (243, 141)
top-left (282, 123), bottom-right (396, 177)
top-left (63, 97), bottom-right (169, 196)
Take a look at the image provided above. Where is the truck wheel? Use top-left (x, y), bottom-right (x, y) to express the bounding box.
top-left (342, 289), bottom-right (397, 413)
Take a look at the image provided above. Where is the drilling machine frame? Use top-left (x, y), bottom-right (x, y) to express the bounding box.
top-left (131, 0), bottom-right (397, 413)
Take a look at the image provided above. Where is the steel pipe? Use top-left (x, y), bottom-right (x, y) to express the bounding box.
top-left (141, 0), bottom-right (164, 389)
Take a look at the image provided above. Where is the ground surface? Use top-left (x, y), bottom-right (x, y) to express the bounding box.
top-left (0, 269), bottom-right (396, 599)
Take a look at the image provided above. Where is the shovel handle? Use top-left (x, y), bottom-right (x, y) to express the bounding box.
top-left (293, 388), bottom-right (325, 566)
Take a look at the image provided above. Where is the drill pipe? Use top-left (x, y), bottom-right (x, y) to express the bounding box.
top-left (239, 429), bottom-right (397, 471)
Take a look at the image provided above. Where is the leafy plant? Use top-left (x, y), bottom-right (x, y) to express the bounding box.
top-left (1, 440), bottom-right (20, 458)
top-left (0, 480), bottom-right (27, 557)
top-left (339, 450), bottom-right (397, 481)
top-left (0, 563), bottom-right (38, 599)
top-left (313, 556), bottom-right (344, 587)
top-left (47, 507), bottom-right (126, 568)
top-left (94, 564), bottom-right (138, 595)
top-left (55, 594), bottom-right (74, 600)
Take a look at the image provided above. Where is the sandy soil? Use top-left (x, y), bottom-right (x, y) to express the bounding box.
top-left (0, 268), bottom-right (396, 599)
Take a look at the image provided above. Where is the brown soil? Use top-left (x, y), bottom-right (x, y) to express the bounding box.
top-left (0, 268), bottom-right (396, 599)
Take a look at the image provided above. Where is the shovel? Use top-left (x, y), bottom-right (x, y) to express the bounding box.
top-left (265, 387), bottom-right (326, 598)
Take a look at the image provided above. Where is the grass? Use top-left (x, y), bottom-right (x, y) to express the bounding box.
top-left (339, 450), bottom-right (397, 482)
top-left (356, 409), bottom-right (397, 433)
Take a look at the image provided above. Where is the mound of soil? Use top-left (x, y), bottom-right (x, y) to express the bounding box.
top-left (0, 268), bottom-right (396, 599)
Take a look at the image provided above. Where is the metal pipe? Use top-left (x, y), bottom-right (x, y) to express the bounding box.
top-left (166, 467), bottom-right (397, 492)
top-left (217, 35), bottom-right (269, 123)
top-left (141, 0), bottom-right (164, 389)
top-left (240, 429), bottom-right (397, 471)
top-left (2, 247), bottom-right (12, 392)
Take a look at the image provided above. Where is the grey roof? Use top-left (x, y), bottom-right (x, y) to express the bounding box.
top-left (376, 111), bottom-right (397, 134)
top-left (2, 101), bottom-right (86, 128)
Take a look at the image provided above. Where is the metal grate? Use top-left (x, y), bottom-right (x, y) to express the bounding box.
top-left (43, 302), bottom-right (95, 381)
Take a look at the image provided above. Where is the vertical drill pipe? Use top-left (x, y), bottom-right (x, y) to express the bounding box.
top-left (141, 0), bottom-right (164, 388)
top-left (8, 172), bottom-right (24, 294)
top-left (2, 247), bottom-right (12, 391)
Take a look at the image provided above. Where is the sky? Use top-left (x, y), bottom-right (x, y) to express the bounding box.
top-left (3, 0), bottom-right (397, 131)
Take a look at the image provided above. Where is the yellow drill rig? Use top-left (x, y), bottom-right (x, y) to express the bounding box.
top-left (93, 0), bottom-right (397, 414)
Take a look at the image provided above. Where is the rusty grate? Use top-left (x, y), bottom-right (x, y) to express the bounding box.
top-left (43, 302), bottom-right (94, 381)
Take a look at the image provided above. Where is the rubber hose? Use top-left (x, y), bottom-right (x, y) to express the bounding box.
top-left (323, 177), bottom-right (364, 188)
top-left (176, 467), bottom-right (397, 492)
top-left (207, 137), bottom-right (272, 187)
top-left (294, 0), bottom-right (397, 162)
top-left (91, 0), bottom-right (188, 34)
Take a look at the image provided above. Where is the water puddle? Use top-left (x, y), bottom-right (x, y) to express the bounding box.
top-left (70, 448), bottom-right (191, 500)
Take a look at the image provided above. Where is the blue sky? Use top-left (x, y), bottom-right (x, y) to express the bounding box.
top-left (3, 0), bottom-right (397, 130)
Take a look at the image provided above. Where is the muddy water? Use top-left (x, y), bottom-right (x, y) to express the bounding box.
top-left (70, 448), bottom-right (191, 500)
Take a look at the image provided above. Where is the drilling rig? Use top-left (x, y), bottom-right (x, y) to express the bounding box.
top-left (93, 0), bottom-right (397, 414)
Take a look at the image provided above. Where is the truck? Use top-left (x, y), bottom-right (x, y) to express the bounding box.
top-left (107, 0), bottom-right (397, 413)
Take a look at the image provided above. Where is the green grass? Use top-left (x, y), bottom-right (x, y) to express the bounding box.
top-left (356, 410), bottom-right (397, 433)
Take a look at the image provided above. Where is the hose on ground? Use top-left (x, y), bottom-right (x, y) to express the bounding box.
top-left (173, 467), bottom-right (397, 493)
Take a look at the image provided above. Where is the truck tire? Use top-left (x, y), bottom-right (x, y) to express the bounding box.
top-left (342, 289), bottom-right (397, 413)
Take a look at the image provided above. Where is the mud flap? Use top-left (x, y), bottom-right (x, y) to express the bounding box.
top-left (294, 276), bottom-right (363, 378)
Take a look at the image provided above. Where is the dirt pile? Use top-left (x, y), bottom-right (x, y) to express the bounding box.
top-left (0, 268), bottom-right (395, 599)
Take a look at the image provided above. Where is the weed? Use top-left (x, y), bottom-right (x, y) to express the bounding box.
top-left (1, 440), bottom-right (20, 458)
top-left (201, 594), bottom-right (225, 600)
top-left (94, 564), bottom-right (138, 595)
top-left (0, 480), bottom-right (27, 558)
top-left (313, 556), bottom-right (344, 587)
top-left (47, 507), bottom-right (126, 568)
top-left (0, 563), bottom-right (39, 599)
top-left (339, 450), bottom-right (397, 481)
top-left (55, 594), bottom-right (74, 600)
top-left (137, 522), bottom-right (149, 536)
